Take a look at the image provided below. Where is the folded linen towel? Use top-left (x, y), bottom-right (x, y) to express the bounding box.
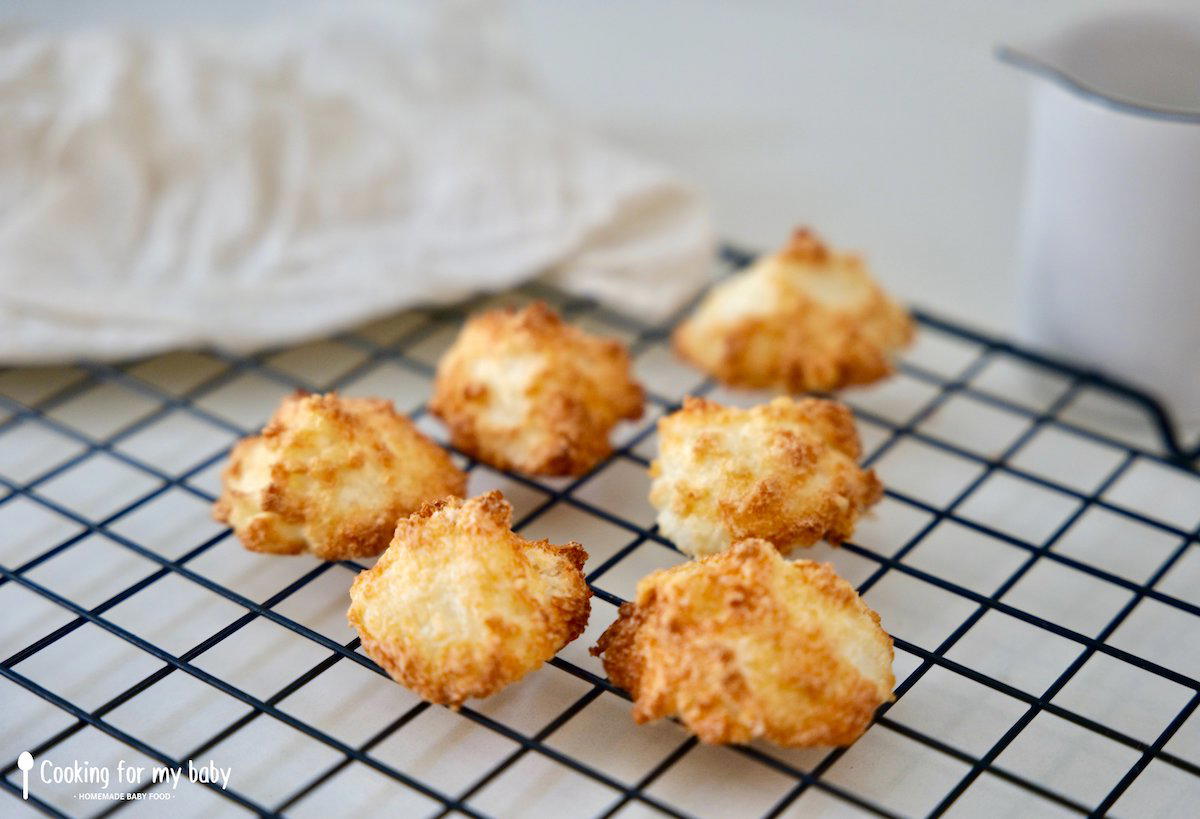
top-left (0, 1), bottom-right (713, 363)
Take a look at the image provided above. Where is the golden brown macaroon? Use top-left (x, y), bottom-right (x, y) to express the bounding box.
top-left (429, 302), bottom-right (644, 476)
top-left (214, 391), bottom-right (466, 560)
top-left (347, 491), bottom-right (590, 706)
top-left (592, 538), bottom-right (894, 746)
top-left (673, 228), bottom-right (914, 392)
top-left (649, 396), bottom-right (881, 558)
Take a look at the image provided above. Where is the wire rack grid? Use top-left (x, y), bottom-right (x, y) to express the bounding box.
top-left (1, 246), bottom-right (1199, 818)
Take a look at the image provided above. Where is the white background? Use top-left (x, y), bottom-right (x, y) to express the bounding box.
top-left (6, 0), bottom-right (1197, 332)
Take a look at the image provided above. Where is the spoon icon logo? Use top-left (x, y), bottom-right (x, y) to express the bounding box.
top-left (17, 752), bottom-right (33, 800)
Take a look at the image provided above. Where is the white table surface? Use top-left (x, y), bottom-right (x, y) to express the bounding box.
top-left (3, 291), bottom-right (1199, 818)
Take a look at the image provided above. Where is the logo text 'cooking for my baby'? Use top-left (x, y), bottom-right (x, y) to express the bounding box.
top-left (24, 755), bottom-right (231, 797)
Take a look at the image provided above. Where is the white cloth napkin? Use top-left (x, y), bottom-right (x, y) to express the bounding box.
top-left (0, 2), bottom-right (713, 364)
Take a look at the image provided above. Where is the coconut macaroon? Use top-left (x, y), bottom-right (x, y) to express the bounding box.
top-left (429, 302), bottom-right (644, 476)
top-left (214, 392), bottom-right (466, 560)
top-left (649, 396), bottom-right (881, 558)
top-left (348, 491), bottom-right (590, 706)
top-left (673, 228), bottom-right (914, 392)
top-left (592, 538), bottom-right (893, 747)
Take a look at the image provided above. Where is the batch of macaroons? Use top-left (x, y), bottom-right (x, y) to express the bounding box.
top-left (214, 228), bottom-right (915, 748)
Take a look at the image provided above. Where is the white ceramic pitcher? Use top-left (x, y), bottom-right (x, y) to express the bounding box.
top-left (1003, 11), bottom-right (1200, 424)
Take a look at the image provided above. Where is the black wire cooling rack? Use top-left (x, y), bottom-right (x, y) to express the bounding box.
top-left (2, 246), bottom-right (1199, 818)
